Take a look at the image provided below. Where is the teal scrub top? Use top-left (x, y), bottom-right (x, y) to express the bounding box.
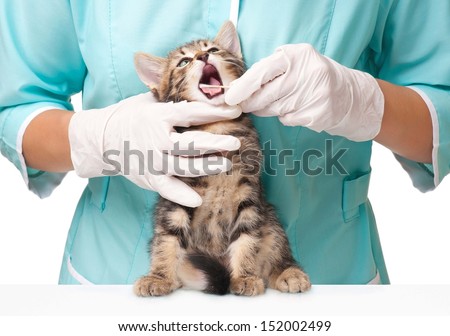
top-left (1, 0), bottom-right (450, 285)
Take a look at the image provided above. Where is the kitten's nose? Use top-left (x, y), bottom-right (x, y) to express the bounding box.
top-left (197, 52), bottom-right (209, 63)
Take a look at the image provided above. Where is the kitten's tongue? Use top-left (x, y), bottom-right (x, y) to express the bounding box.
top-left (199, 64), bottom-right (223, 97)
top-left (200, 77), bottom-right (221, 95)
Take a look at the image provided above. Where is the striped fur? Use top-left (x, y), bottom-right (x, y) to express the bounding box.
top-left (134, 21), bottom-right (310, 296)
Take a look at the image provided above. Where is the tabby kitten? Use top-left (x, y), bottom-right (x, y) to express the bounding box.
top-left (133, 21), bottom-right (311, 296)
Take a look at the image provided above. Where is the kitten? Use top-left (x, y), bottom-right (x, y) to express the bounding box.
top-left (133, 21), bottom-right (311, 296)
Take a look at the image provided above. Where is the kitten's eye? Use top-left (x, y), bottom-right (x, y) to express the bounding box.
top-left (207, 47), bottom-right (219, 53)
top-left (177, 58), bottom-right (192, 67)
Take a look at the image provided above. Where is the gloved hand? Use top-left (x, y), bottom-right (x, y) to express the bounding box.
top-left (69, 92), bottom-right (241, 207)
top-left (225, 44), bottom-right (384, 141)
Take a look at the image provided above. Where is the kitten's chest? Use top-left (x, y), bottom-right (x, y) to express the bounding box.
top-left (188, 172), bottom-right (242, 255)
top-left (180, 115), bottom-right (259, 255)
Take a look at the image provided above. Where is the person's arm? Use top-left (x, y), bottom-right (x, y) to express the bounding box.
top-left (370, 0), bottom-right (450, 192)
top-left (22, 109), bottom-right (74, 173)
top-left (0, 0), bottom-right (86, 197)
top-left (374, 80), bottom-right (432, 164)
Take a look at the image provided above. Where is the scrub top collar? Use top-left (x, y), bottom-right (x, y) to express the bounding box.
top-left (229, 0), bottom-right (240, 28)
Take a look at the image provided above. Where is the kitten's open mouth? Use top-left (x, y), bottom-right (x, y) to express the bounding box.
top-left (198, 64), bottom-right (223, 99)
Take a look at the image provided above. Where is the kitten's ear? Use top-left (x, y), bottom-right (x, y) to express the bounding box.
top-left (134, 52), bottom-right (167, 89)
top-left (214, 21), bottom-right (241, 57)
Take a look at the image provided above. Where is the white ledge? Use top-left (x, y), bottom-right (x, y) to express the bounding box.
top-left (0, 285), bottom-right (449, 316)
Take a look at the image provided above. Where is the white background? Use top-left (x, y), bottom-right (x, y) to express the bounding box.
top-left (0, 94), bottom-right (449, 285)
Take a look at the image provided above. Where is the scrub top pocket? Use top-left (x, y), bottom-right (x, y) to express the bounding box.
top-left (87, 177), bottom-right (110, 211)
top-left (342, 171), bottom-right (371, 222)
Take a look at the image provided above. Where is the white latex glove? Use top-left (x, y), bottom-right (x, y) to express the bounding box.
top-left (225, 44), bottom-right (384, 141)
top-left (69, 92), bottom-right (242, 207)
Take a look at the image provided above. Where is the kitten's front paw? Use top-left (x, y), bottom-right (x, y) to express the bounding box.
top-left (134, 275), bottom-right (178, 297)
top-left (230, 276), bottom-right (265, 296)
top-left (275, 267), bottom-right (311, 293)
